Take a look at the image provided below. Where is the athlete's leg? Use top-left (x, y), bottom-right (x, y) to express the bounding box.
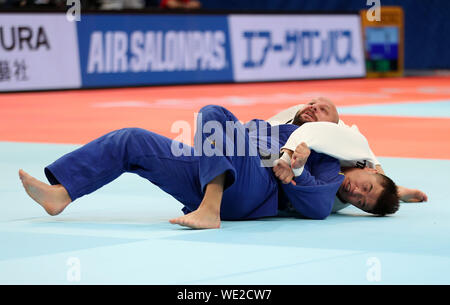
top-left (174, 105), bottom-right (278, 224)
top-left (20, 106), bottom-right (277, 226)
top-left (20, 128), bottom-right (204, 216)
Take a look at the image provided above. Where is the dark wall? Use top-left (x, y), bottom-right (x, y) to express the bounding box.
top-left (201, 0), bottom-right (450, 70)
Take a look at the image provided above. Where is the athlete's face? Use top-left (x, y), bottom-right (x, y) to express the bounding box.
top-left (337, 167), bottom-right (384, 212)
top-left (292, 97), bottom-right (339, 126)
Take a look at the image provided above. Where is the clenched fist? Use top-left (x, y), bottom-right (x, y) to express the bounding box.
top-left (273, 159), bottom-right (296, 185)
top-left (291, 142), bottom-right (310, 169)
top-left (397, 186), bottom-right (428, 202)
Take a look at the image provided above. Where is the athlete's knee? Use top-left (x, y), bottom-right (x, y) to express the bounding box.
top-left (106, 128), bottom-right (150, 145)
top-left (199, 104), bottom-right (225, 113)
top-left (122, 127), bottom-right (148, 137)
top-left (198, 105), bottom-right (229, 122)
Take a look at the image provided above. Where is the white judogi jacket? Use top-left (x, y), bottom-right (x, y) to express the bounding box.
top-left (267, 104), bottom-right (380, 213)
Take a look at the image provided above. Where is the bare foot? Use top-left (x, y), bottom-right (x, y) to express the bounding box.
top-left (169, 206), bottom-right (221, 229)
top-left (170, 172), bottom-right (224, 229)
top-left (19, 169), bottom-right (72, 216)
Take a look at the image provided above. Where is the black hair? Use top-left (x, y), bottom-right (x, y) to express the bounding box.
top-left (369, 174), bottom-right (400, 216)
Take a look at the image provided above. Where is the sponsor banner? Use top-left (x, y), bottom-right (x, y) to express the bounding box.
top-left (228, 15), bottom-right (366, 82)
top-left (0, 14), bottom-right (81, 92)
top-left (77, 14), bottom-right (233, 88)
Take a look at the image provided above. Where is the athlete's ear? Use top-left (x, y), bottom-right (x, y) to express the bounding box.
top-left (364, 167), bottom-right (378, 174)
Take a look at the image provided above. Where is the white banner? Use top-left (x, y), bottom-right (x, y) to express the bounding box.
top-left (0, 14), bottom-right (81, 91)
top-left (229, 15), bottom-right (366, 81)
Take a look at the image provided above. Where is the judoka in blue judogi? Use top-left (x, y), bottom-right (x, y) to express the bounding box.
top-left (27, 105), bottom-right (344, 227)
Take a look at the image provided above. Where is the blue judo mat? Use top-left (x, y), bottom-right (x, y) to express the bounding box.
top-left (1, 141), bottom-right (449, 284)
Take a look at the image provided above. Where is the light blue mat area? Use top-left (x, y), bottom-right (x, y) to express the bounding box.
top-left (337, 100), bottom-right (450, 117)
top-left (1, 141), bottom-right (450, 284)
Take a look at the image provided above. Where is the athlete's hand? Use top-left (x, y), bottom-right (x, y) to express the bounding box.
top-left (273, 159), bottom-right (296, 185)
top-left (398, 186), bottom-right (428, 202)
top-left (291, 142), bottom-right (310, 169)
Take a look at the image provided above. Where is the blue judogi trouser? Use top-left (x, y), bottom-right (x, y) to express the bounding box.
top-left (44, 105), bottom-right (279, 220)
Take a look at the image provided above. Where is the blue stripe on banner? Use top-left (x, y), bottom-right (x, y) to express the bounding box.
top-left (77, 14), bottom-right (233, 88)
